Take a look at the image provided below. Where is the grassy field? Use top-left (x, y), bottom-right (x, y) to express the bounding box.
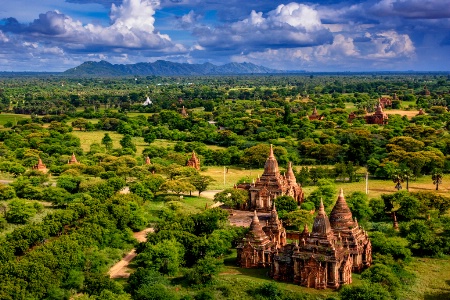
top-left (0, 113), bottom-right (30, 126)
top-left (202, 166), bottom-right (450, 198)
top-left (403, 257), bottom-right (450, 300)
top-left (71, 130), bottom-right (124, 152)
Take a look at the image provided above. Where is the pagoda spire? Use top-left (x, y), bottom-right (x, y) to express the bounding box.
top-left (269, 144), bottom-right (275, 158)
top-left (286, 161), bottom-right (296, 183)
top-left (329, 188), bottom-right (354, 229)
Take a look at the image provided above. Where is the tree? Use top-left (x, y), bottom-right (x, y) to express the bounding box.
top-left (307, 183), bottom-right (335, 209)
top-left (274, 195), bottom-right (297, 218)
top-left (120, 135), bottom-right (136, 153)
top-left (159, 179), bottom-right (195, 195)
top-left (101, 133), bottom-right (113, 150)
top-left (346, 192), bottom-right (372, 222)
top-left (399, 167), bottom-right (414, 191)
top-left (184, 255), bottom-right (223, 285)
top-left (191, 175), bottom-right (215, 196)
top-left (6, 199), bottom-right (37, 224)
top-left (392, 172), bottom-right (404, 191)
top-left (339, 283), bottom-right (392, 300)
top-left (431, 169), bottom-right (443, 190)
top-left (213, 188), bottom-right (248, 209)
top-left (71, 118), bottom-right (88, 131)
top-left (284, 210), bottom-right (314, 230)
top-left (135, 239), bottom-right (184, 275)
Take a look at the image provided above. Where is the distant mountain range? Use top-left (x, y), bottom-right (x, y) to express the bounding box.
top-left (63, 60), bottom-right (283, 76)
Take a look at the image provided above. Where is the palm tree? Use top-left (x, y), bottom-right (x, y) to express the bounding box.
top-left (392, 172), bottom-right (404, 191)
top-left (432, 170), bottom-right (443, 191)
top-left (400, 167), bottom-right (414, 191)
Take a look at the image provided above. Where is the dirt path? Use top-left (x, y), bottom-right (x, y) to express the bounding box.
top-left (108, 228), bottom-right (153, 279)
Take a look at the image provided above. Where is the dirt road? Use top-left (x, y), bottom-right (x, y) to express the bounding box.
top-left (108, 227), bottom-right (153, 279)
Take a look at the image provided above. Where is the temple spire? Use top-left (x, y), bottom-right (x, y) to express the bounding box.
top-left (319, 198), bottom-right (325, 214)
top-left (330, 188), bottom-right (354, 229)
top-left (269, 144), bottom-right (274, 158)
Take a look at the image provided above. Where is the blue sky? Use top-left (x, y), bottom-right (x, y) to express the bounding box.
top-left (0, 0), bottom-right (449, 72)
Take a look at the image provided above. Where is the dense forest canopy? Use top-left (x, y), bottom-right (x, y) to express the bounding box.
top-left (0, 73), bottom-right (449, 299)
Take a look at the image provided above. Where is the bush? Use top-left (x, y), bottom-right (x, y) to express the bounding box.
top-left (370, 231), bottom-right (412, 261)
top-left (339, 283), bottom-right (392, 300)
top-left (5, 199), bottom-right (37, 224)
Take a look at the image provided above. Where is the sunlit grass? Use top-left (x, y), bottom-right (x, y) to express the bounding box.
top-left (0, 113), bottom-right (29, 126)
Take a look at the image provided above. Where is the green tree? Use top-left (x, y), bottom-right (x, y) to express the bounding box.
top-left (101, 133), bottom-right (113, 150)
top-left (339, 283), bottom-right (392, 300)
top-left (431, 169), bottom-right (443, 191)
top-left (135, 239), bottom-right (184, 275)
top-left (6, 199), bottom-right (37, 224)
top-left (184, 255), bottom-right (223, 285)
top-left (159, 179), bottom-right (195, 195)
top-left (120, 134), bottom-right (136, 153)
top-left (213, 188), bottom-right (248, 209)
top-left (274, 195), bottom-right (297, 218)
top-left (346, 192), bottom-right (372, 222)
top-left (191, 175), bottom-right (215, 196)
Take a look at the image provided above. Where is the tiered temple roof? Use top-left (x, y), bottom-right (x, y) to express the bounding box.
top-left (237, 145), bottom-right (304, 210)
top-left (186, 151), bottom-right (200, 170)
top-left (237, 211), bottom-right (275, 268)
top-left (365, 102), bottom-right (388, 125)
top-left (68, 153), bottom-right (79, 164)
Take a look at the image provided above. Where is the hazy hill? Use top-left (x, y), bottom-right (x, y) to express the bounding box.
top-left (63, 60), bottom-right (281, 76)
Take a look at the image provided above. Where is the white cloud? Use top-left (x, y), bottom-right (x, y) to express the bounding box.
top-left (195, 2), bottom-right (332, 51)
top-left (0, 31), bottom-right (9, 43)
top-left (365, 30), bottom-right (415, 59)
top-left (2, 0), bottom-right (184, 51)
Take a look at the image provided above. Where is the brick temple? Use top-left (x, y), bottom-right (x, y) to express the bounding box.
top-left (236, 189), bottom-right (372, 290)
top-left (236, 145), bottom-right (304, 211)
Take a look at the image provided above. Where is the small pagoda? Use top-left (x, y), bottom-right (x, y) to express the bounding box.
top-left (68, 153), bottom-right (79, 164)
top-left (308, 107), bottom-right (324, 121)
top-left (33, 157), bottom-right (48, 173)
top-left (181, 106), bottom-right (188, 118)
top-left (186, 151), bottom-right (200, 170)
top-left (365, 102), bottom-right (388, 125)
top-left (145, 156), bottom-right (151, 165)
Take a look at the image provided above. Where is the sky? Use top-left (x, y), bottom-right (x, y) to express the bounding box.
top-left (0, 0), bottom-right (449, 72)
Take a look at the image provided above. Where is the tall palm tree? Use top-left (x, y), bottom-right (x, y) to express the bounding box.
top-left (392, 172), bottom-right (404, 191)
top-left (432, 170), bottom-right (443, 191)
top-left (400, 167), bottom-right (414, 191)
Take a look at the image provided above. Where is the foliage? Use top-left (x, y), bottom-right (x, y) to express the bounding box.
top-left (213, 188), bottom-right (248, 209)
top-left (307, 184), bottom-right (336, 209)
top-left (184, 255), bottom-right (223, 285)
top-left (339, 283), bottom-right (393, 300)
top-left (346, 192), bottom-right (372, 222)
top-left (5, 199), bottom-right (37, 224)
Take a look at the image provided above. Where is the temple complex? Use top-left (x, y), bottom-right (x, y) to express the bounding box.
top-left (236, 145), bottom-right (304, 211)
top-left (186, 151), bottom-right (200, 170)
top-left (33, 157), bottom-right (47, 173)
top-left (68, 153), bottom-right (79, 164)
top-left (145, 156), bottom-right (151, 165)
top-left (308, 107), bottom-right (324, 121)
top-left (378, 97), bottom-right (392, 108)
top-left (236, 189), bottom-right (372, 290)
top-left (365, 103), bottom-right (388, 125)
